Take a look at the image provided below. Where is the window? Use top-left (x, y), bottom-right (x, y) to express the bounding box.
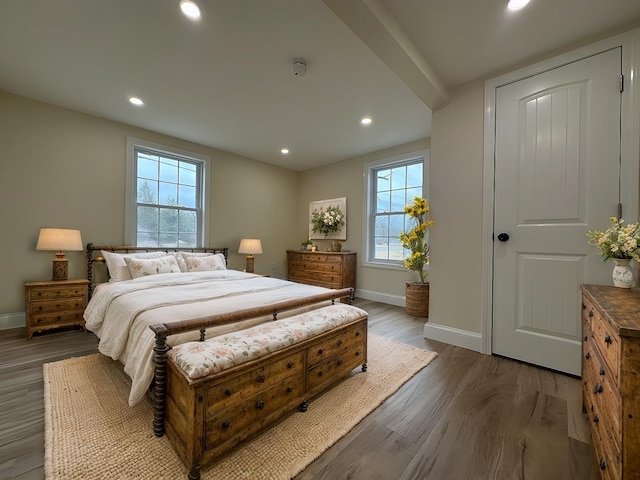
top-left (364, 151), bottom-right (428, 267)
top-left (126, 138), bottom-right (209, 248)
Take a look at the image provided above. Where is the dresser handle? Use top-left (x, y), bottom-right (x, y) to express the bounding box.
top-left (257, 375), bottom-right (265, 383)
top-left (337, 340), bottom-right (343, 347)
top-left (287, 362), bottom-right (294, 369)
top-left (599, 367), bottom-right (605, 376)
top-left (594, 383), bottom-right (603, 394)
top-left (286, 387), bottom-right (293, 393)
top-left (355, 350), bottom-right (361, 356)
top-left (593, 414), bottom-right (599, 424)
top-left (355, 331), bottom-right (360, 337)
top-left (589, 310), bottom-right (594, 317)
top-left (256, 400), bottom-right (265, 410)
top-left (222, 420), bottom-right (230, 429)
top-left (585, 352), bottom-right (590, 360)
top-left (582, 303), bottom-right (586, 309)
top-left (337, 359), bottom-right (343, 366)
top-left (224, 389), bottom-right (232, 396)
top-left (604, 334), bottom-right (612, 344)
top-left (317, 371), bottom-right (323, 377)
top-left (318, 348), bottom-right (324, 355)
top-left (599, 459), bottom-right (607, 471)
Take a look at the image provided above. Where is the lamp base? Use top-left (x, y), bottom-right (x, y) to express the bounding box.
top-left (52, 255), bottom-right (68, 281)
top-left (245, 255), bottom-right (255, 273)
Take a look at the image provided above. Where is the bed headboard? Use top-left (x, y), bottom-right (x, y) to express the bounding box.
top-left (86, 243), bottom-right (229, 297)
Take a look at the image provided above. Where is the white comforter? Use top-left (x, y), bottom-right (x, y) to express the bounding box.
top-left (84, 270), bottom-right (333, 405)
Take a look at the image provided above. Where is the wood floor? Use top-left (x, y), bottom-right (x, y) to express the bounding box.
top-left (0, 298), bottom-right (599, 480)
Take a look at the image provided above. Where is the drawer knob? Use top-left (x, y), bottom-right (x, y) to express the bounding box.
top-left (256, 400), bottom-right (265, 410)
top-left (337, 359), bottom-right (343, 366)
top-left (337, 340), bottom-right (343, 347)
top-left (224, 389), bottom-right (232, 396)
top-left (287, 362), bottom-right (294, 369)
top-left (593, 383), bottom-right (603, 394)
top-left (585, 352), bottom-right (590, 360)
top-left (599, 367), bottom-right (605, 376)
top-left (56, 303), bottom-right (61, 308)
top-left (286, 386), bottom-right (293, 393)
top-left (584, 335), bottom-right (588, 341)
top-left (604, 334), bottom-right (612, 344)
top-left (582, 303), bottom-right (586, 310)
top-left (318, 349), bottom-right (324, 355)
top-left (355, 350), bottom-right (361, 356)
top-left (599, 459), bottom-right (607, 471)
top-left (222, 420), bottom-right (230, 429)
top-left (593, 414), bottom-right (599, 424)
top-left (257, 375), bottom-right (265, 383)
top-left (355, 332), bottom-right (360, 337)
top-left (317, 371), bottom-right (323, 377)
top-left (589, 310), bottom-right (594, 317)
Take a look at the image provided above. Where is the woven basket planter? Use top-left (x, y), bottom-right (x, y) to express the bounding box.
top-left (405, 282), bottom-right (429, 317)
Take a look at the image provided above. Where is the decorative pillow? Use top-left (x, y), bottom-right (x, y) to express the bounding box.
top-left (101, 250), bottom-right (167, 282)
top-left (172, 251), bottom-right (217, 272)
top-left (181, 252), bottom-right (227, 271)
top-left (185, 254), bottom-right (227, 272)
top-left (124, 255), bottom-right (181, 279)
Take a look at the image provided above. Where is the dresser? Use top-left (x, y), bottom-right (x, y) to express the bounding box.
top-left (286, 250), bottom-right (356, 292)
top-left (581, 284), bottom-right (640, 479)
top-left (24, 279), bottom-right (90, 339)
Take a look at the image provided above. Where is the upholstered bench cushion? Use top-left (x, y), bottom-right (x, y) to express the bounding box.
top-left (168, 304), bottom-right (367, 380)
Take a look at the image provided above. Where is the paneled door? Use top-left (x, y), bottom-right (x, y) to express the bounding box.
top-left (492, 48), bottom-right (621, 375)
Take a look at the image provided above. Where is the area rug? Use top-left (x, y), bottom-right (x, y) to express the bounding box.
top-left (44, 334), bottom-right (437, 479)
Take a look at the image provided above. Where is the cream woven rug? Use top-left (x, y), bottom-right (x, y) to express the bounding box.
top-left (44, 334), bottom-right (437, 479)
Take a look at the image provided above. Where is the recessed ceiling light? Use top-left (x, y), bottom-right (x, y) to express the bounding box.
top-left (281, 148), bottom-right (289, 155)
top-left (129, 97), bottom-right (144, 106)
top-left (507, 0), bottom-right (530, 11)
top-left (179, 0), bottom-right (201, 20)
top-left (360, 116), bottom-right (372, 126)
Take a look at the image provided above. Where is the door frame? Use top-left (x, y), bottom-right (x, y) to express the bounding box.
top-left (481, 29), bottom-right (640, 355)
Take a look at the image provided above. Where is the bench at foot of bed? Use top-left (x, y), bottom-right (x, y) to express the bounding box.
top-left (160, 304), bottom-right (368, 480)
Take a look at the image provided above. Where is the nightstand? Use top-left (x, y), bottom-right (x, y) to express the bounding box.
top-left (24, 279), bottom-right (89, 339)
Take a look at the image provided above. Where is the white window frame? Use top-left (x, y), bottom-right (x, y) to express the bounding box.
top-left (362, 149), bottom-right (429, 270)
top-left (125, 137), bottom-right (210, 247)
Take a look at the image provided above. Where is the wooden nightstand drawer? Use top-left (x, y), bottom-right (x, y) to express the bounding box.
top-left (286, 250), bottom-right (356, 292)
top-left (25, 279), bottom-right (89, 339)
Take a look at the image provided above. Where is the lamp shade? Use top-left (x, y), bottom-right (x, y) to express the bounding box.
top-left (36, 228), bottom-right (83, 252)
top-left (238, 238), bottom-right (263, 255)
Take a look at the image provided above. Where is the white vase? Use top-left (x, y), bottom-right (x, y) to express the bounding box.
top-left (612, 258), bottom-right (633, 288)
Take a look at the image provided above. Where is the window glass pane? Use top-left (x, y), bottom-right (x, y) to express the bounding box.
top-left (389, 214), bottom-right (405, 238)
top-left (179, 233), bottom-right (197, 248)
top-left (376, 169), bottom-right (391, 192)
top-left (390, 166), bottom-right (407, 190)
top-left (180, 163), bottom-right (197, 186)
top-left (159, 233), bottom-right (179, 248)
top-left (376, 190), bottom-right (391, 213)
top-left (407, 163), bottom-right (422, 188)
top-left (159, 208), bottom-right (178, 233)
top-left (390, 190), bottom-right (406, 211)
top-left (138, 156), bottom-right (158, 180)
top-left (159, 182), bottom-right (178, 205)
top-left (406, 187), bottom-right (422, 204)
top-left (179, 210), bottom-right (197, 233)
top-left (179, 185), bottom-right (196, 208)
top-left (159, 158), bottom-right (178, 183)
top-left (137, 232), bottom-right (158, 248)
top-left (374, 238), bottom-right (389, 260)
top-left (137, 179), bottom-right (158, 204)
top-left (138, 205), bottom-right (159, 234)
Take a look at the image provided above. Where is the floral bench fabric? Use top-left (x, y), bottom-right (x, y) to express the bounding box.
top-left (168, 304), bottom-right (368, 380)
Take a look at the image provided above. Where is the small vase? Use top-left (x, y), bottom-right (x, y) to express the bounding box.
top-left (332, 241), bottom-right (342, 252)
top-left (612, 258), bottom-right (633, 288)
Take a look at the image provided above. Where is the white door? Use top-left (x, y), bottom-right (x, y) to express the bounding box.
top-left (493, 48), bottom-right (622, 375)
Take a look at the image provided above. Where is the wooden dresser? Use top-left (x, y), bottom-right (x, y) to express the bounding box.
top-left (24, 279), bottom-right (89, 339)
top-left (581, 284), bottom-right (640, 479)
top-left (286, 250), bottom-right (356, 291)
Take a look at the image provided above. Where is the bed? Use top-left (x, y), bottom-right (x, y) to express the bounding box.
top-left (83, 244), bottom-right (367, 478)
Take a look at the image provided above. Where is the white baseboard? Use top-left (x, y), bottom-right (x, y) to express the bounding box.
top-left (0, 312), bottom-right (25, 330)
top-left (355, 289), bottom-right (405, 307)
top-left (423, 322), bottom-right (483, 353)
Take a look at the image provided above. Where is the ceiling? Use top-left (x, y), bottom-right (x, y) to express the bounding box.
top-left (1, 1), bottom-right (640, 171)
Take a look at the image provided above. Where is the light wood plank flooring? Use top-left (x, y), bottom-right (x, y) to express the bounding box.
top-left (0, 299), bottom-right (598, 479)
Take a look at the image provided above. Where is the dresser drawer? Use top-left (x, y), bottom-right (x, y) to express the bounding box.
top-left (29, 310), bottom-right (85, 327)
top-left (288, 270), bottom-right (342, 287)
top-left (288, 259), bottom-right (344, 274)
top-left (288, 253), bottom-right (343, 264)
top-left (204, 350), bottom-right (304, 417)
top-left (307, 323), bottom-right (366, 364)
top-left (29, 297), bottom-right (86, 314)
top-left (307, 343), bottom-right (365, 391)
top-left (27, 285), bottom-right (88, 300)
top-left (591, 316), bottom-right (619, 383)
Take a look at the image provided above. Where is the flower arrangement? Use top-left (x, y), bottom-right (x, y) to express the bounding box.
top-left (399, 196), bottom-right (434, 284)
top-left (586, 217), bottom-right (640, 260)
top-left (311, 205), bottom-right (345, 237)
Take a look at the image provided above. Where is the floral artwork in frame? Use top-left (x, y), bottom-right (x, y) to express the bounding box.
top-left (309, 197), bottom-right (347, 240)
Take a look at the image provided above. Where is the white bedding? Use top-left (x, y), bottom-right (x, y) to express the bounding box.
top-left (84, 270), bottom-right (334, 405)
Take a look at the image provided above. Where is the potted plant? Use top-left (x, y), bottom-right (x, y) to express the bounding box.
top-left (301, 239), bottom-right (314, 251)
top-left (311, 205), bottom-right (345, 251)
top-left (587, 216), bottom-right (640, 288)
top-left (399, 196), bottom-right (433, 316)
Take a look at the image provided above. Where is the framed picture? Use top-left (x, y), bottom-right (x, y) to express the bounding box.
top-left (309, 197), bottom-right (347, 240)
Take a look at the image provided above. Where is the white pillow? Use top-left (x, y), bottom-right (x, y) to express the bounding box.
top-left (185, 254), bottom-right (227, 272)
top-left (180, 252), bottom-right (227, 271)
top-left (124, 255), bottom-right (181, 279)
top-left (101, 250), bottom-right (167, 282)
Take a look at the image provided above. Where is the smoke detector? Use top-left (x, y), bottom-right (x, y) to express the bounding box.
top-left (291, 59), bottom-right (308, 77)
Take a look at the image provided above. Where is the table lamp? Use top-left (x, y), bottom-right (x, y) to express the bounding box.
top-left (36, 228), bottom-right (84, 281)
top-left (238, 238), bottom-right (262, 273)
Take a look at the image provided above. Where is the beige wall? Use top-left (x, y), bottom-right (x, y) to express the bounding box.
top-left (0, 91), bottom-right (299, 317)
top-left (298, 138), bottom-right (431, 303)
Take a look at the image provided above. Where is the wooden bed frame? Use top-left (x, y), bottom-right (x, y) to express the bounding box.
top-left (85, 244), bottom-right (365, 479)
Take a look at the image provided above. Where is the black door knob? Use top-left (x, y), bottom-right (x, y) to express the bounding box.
top-left (497, 233), bottom-right (510, 242)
